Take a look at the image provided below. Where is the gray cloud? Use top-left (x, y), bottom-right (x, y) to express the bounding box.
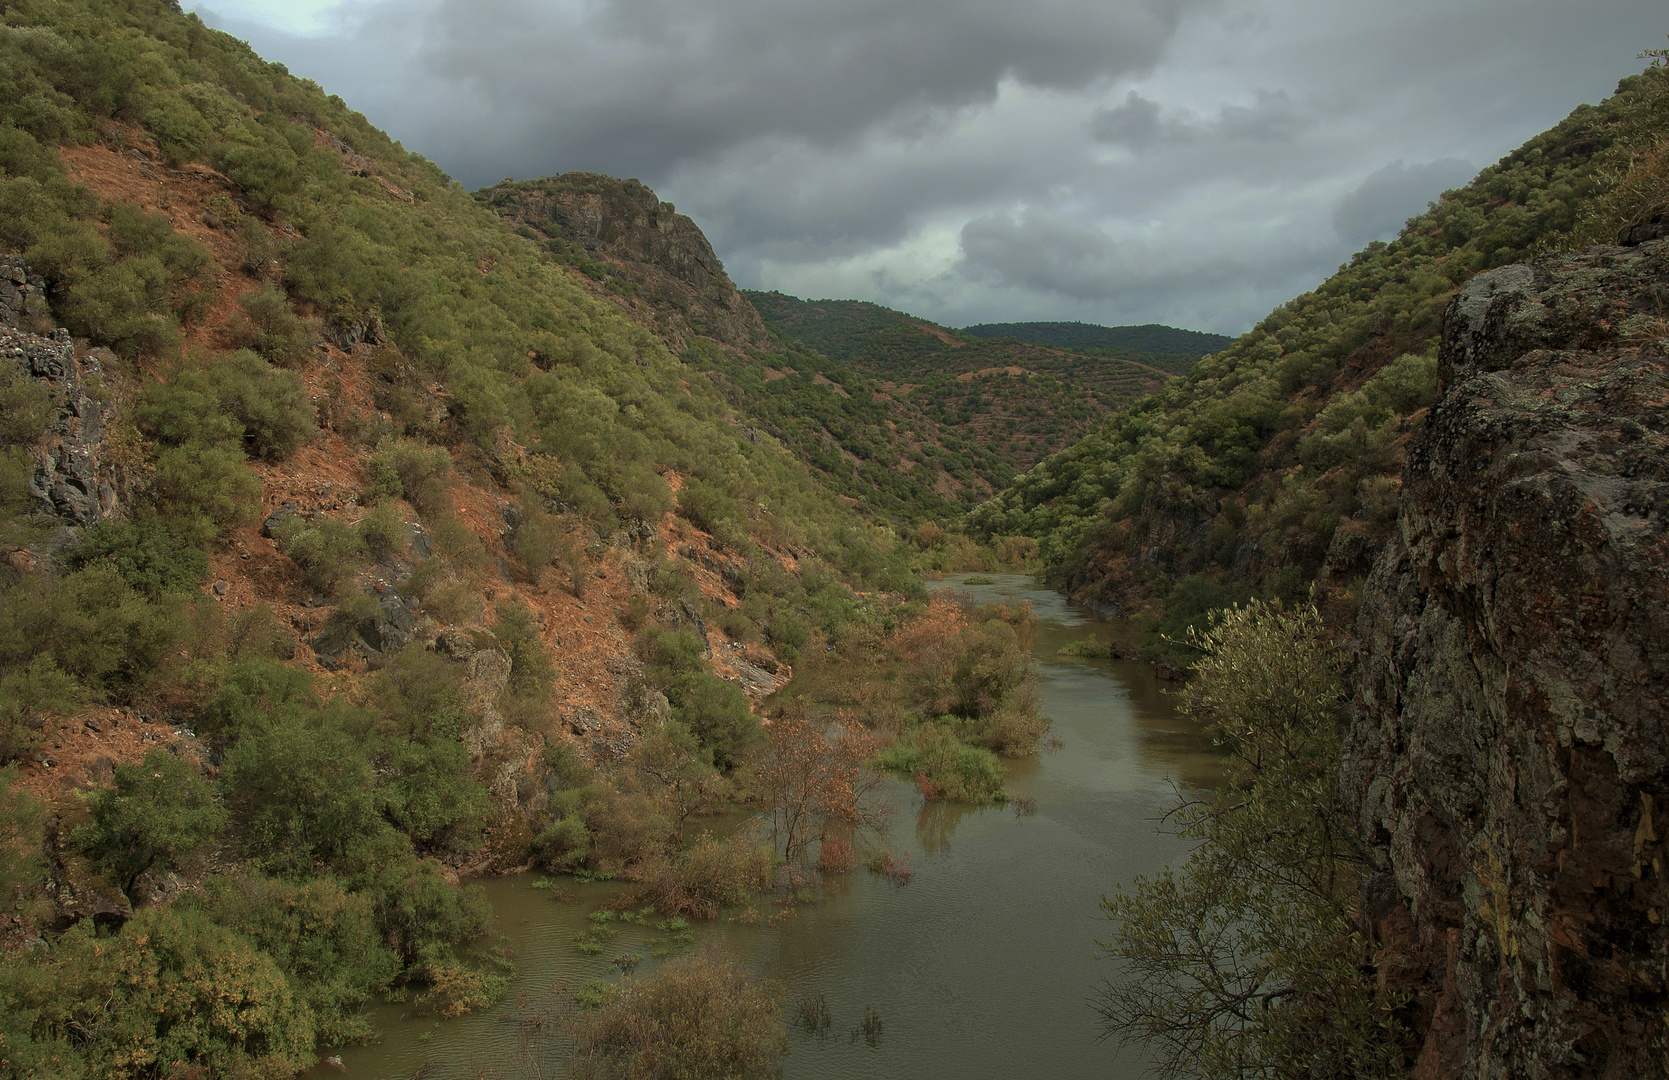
top-left (1092, 89), bottom-right (1309, 148)
top-left (1332, 158), bottom-right (1478, 247)
top-left (192, 0), bottom-right (1667, 334)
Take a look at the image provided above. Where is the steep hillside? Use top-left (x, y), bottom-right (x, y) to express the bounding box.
top-left (0, 2), bottom-right (932, 1068)
top-left (961, 320), bottom-right (1231, 376)
top-left (484, 181), bottom-right (1162, 526)
top-left (476, 173), bottom-right (774, 352)
top-left (973, 61), bottom-right (1669, 635)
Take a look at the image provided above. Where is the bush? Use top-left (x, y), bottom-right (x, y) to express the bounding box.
top-left (273, 514), bottom-right (365, 593)
top-left (192, 872), bottom-right (401, 1045)
top-left (206, 348), bottom-right (316, 459)
top-left (150, 441), bottom-right (262, 544)
top-left (64, 518), bottom-right (209, 598)
top-left (358, 499), bottom-right (407, 560)
top-left (0, 905), bottom-right (316, 1080)
top-left (77, 748), bottom-right (227, 895)
top-left (676, 479), bottom-right (740, 534)
top-left (532, 813), bottom-right (591, 871)
top-left (563, 949), bottom-right (787, 1080)
top-left (876, 723), bottom-right (1006, 804)
top-left (228, 282), bottom-right (316, 368)
top-left (364, 437), bottom-right (451, 511)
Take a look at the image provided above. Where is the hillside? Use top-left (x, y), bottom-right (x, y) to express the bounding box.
top-left (0, 1), bottom-right (950, 1069)
top-left (745, 292), bottom-right (1174, 483)
top-left (482, 181), bottom-right (1169, 526)
top-left (961, 321), bottom-right (1231, 376)
top-left (971, 60), bottom-right (1669, 638)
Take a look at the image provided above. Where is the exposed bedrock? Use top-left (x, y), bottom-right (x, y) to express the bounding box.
top-left (1344, 242), bottom-right (1669, 1077)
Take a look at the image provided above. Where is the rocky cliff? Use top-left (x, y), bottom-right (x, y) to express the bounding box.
top-left (478, 174), bottom-right (773, 352)
top-left (1345, 242), bottom-right (1669, 1076)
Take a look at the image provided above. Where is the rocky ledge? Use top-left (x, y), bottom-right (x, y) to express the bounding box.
top-left (1344, 242), bottom-right (1669, 1076)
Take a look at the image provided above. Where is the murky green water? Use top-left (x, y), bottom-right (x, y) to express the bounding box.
top-left (313, 575), bottom-right (1220, 1080)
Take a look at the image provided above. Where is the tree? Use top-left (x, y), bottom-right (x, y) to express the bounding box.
top-left (630, 721), bottom-right (727, 843)
top-left (1095, 601), bottom-right (1403, 1079)
top-left (77, 749), bottom-right (227, 896)
top-left (754, 706), bottom-right (880, 864)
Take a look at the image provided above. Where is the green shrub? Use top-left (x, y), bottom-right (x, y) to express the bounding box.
top-left (192, 871), bottom-right (402, 1045)
top-left (532, 813), bottom-right (590, 871)
top-left (677, 479), bottom-right (741, 534)
top-left (197, 656), bottom-right (318, 741)
top-left (65, 519), bottom-right (209, 598)
top-left (150, 441), bottom-right (262, 544)
top-left (273, 514), bottom-right (365, 593)
top-left (206, 348), bottom-right (315, 459)
top-left (562, 949), bottom-right (786, 1080)
top-left (358, 500), bottom-right (407, 560)
top-left (876, 723), bottom-right (1006, 804)
top-left (494, 600), bottom-right (554, 699)
top-left (0, 906), bottom-right (316, 1080)
top-left (77, 748), bottom-right (227, 895)
top-left (0, 364), bottom-right (54, 445)
top-left (228, 282), bottom-right (315, 368)
top-left (365, 437), bottom-right (451, 511)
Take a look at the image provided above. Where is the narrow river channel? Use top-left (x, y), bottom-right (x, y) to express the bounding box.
top-left (314, 574), bottom-right (1221, 1080)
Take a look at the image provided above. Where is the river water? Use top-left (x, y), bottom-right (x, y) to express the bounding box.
top-left (314, 574), bottom-right (1220, 1080)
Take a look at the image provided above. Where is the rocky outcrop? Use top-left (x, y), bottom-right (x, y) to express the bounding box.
top-left (2, 260), bottom-right (121, 530)
top-left (478, 174), bottom-right (773, 351)
top-left (1344, 243), bottom-right (1669, 1076)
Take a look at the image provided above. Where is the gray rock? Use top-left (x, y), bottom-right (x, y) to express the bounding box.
top-left (1344, 240), bottom-right (1669, 1077)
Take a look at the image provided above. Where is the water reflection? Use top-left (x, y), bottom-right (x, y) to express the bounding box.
top-left (914, 799), bottom-right (976, 855)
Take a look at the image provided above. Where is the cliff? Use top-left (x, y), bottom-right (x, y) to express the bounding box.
top-left (1345, 242), bottom-right (1669, 1075)
top-left (478, 174), bottom-right (773, 352)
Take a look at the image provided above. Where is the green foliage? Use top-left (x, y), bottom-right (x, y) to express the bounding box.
top-left (190, 872), bottom-right (402, 1045)
top-left (222, 705), bottom-right (391, 877)
top-left (358, 499), bottom-right (407, 560)
top-left (973, 65), bottom-right (1669, 607)
top-left (149, 441), bottom-right (262, 544)
top-left (228, 282), bottom-right (315, 368)
top-left (77, 748), bottom-right (227, 894)
top-left (65, 518), bottom-right (208, 598)
top-left (494, 600), bottom-right (555, 699)
top-left (364, 437), bottom-right (451, 511)
top-left (0, 363), bottom-right (55, 445)
top-left (562, 949), bottom-right (787, 1080)
top-left (1096, 602), bottom-right (1399, 1078)
top-left (273, 513), bottom-right (366, 594)
top-left (0, 905), bottom-right (316, 1079)
top-left (876, 723), bottom-right (1007, 804)
top-left (0, 766), bottom-right (45, 915)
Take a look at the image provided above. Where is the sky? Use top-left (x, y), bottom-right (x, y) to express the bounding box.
top-left (187, 0), bottom-right (1664, 335)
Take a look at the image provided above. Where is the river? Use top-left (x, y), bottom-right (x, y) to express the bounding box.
top-left (313, 574), bottom-right (1220, 1079)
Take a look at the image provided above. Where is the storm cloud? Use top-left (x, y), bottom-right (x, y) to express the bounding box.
top-left (192, 0), bottom-right (1665, 333)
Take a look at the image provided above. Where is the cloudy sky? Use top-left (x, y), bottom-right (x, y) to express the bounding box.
top-left (188, 0), bottom-right (1662, 335)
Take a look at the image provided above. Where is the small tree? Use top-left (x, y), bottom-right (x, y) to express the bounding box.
top-left (1094, 601), bottom-right (1403, 1079)
top-left (78, 749), bottom-right (227, 896)
top-left (755, 706), bottom-right (880, 864)
top-left (631, 721), bottom-right (727, 843)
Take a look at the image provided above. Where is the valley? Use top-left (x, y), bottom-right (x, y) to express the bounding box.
top-left (0, 4), bottom-right (1665, 1079)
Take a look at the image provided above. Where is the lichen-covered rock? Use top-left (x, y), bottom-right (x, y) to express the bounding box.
top-left (1344, 242), bottom-right (1669, 1077)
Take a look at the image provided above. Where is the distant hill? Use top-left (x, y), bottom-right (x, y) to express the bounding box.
top-left (743, 292), bottom-right (1173, 490)
top-left (961, 322), bottom-right (1232, 376)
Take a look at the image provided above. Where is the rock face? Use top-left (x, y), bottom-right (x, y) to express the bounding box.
top-left (1, 260), bottom-right (120, 528)
top-left (478, 174), bottom-right (773, 351)
top-left (1344, 243), bottom-right (1669, 1076)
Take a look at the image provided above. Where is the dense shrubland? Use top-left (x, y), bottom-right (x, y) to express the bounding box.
top-left (972, 61), bottom-right (1669, 642)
